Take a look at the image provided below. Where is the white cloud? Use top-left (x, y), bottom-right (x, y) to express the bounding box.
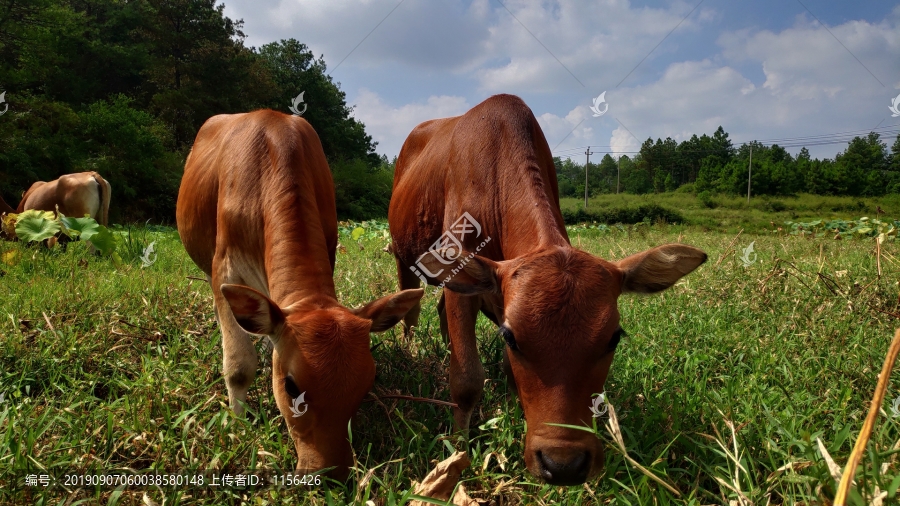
top-left (473, 0), bottom-right (711, 92)
top-left (591, 14), bottom-right (900, 159)
top-left (610, 126), bottom-right (641, 157)
top-left (226, 0), bottom-right (490, 70)
top-left (350, 89), bottom-right (471, 157)
top-left (219, 0), bottom-right (900, 161)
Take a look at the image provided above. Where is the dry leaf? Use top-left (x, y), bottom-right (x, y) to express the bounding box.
top-left (2, 250), bottom-right (19, 266)
top-left (816, 438), bottom-right (842, 481)
top-left (410, 452), bottom-right (478, 506)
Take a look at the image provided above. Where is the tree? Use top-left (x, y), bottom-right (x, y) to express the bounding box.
top-left (258, 39), bottom-right (379, 166)
top-left (140, 0), bottom-right (267, 146)
top-left (834, 133), bottom-right (888, 196)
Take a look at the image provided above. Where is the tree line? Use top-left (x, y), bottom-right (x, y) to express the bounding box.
top-left (2, 1), bottom-right (897, 224)
top-left (555, 127), bottom-right (900, 199)
top-left (0, 0), bottom-right (392, 221)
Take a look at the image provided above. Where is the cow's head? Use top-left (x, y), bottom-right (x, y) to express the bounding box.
top-left (419, 244), bottom-right (706, 485)
top-left (220, 285), bottom-right (424, 480)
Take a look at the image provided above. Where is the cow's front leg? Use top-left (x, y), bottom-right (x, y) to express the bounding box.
top-left (444, 290), bottom-right (484, 437)
top-left (211, 278), bottom-right (259, 416)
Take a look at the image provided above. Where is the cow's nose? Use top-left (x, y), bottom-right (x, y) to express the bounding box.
top-left (536, 450), bottom-right (590, 485)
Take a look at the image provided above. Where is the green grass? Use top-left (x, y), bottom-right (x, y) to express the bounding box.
top-left (561, 192), bottom-right (900, 232)
top-left (3, 218), bottom-right (900, 504)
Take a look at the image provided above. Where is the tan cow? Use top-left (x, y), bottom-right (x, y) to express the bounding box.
top-left (389, 94), bottom-right (707, 485)
top-left (176, 110), bottom-right (423, 479)
top-left (17, 172), bottom-right (111, 225)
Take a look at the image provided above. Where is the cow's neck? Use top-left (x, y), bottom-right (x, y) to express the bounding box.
top-left (260, 196), bottom-right (338, 310)
top-left (499, 172), bottom-right (569, 258)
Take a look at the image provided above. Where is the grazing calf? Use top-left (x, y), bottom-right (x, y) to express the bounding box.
top-left (17, 172), bottom-right (110, 225)
top-left (176, 110), bottom-right (423, 479)
top-left (389, 94), bottom-right (707, 486)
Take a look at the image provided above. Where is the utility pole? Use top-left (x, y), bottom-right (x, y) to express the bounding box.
top-left (616, 156), bottom-right (620, 194)
top-left (746, 145), bottom-right (753, 204)
top-left (584, 146), bottom-right (593, 208)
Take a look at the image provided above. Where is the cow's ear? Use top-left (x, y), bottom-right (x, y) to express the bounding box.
top-left (416, 250), bottom-right (502, 295)
top-left (353, 288), bottom-right (425, 333)
top-left (221, 284), bottom-right (286, 335)
top-left (615, 244), bottom-right (707, 294)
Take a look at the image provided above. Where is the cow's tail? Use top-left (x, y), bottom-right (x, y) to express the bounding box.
top-left (91, 172), bottom-right (111, 226)
top-left (16, 187), bottom-right (31, 213)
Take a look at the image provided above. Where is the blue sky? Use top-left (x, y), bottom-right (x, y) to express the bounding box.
top-left (220, 0), bottom-right (900, 161)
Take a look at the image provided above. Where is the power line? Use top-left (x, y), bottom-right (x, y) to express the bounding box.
top-left (552, 124), bottom-right (900, 156)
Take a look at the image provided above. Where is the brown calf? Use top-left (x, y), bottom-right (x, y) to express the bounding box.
top-left (389, 94), bottom-right (706, 485)
top-left (176, 110), bottom-right (422, 479)
top-left (17, 172), bottom-right (111, 225)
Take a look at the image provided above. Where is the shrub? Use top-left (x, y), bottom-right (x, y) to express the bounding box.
top-left (676, 183), bottom-right (696, 194)
top-left (756, 198), bottom-right (787, 213)
top-left (697, 191), bottom-right (717, 209)
top-left (332, 159), bottom-right (394, 220)
top-left (560, 204), bottom-right (685, 225)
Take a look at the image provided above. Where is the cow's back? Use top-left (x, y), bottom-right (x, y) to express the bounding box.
top-left (17, 181), bottom-right (50, 213)
top-left (176, 111), bottom-right (337, 287)
top-left (390, 94), bottom-right (567, 265)
top-left (389, 117), bottom-right (458, 262)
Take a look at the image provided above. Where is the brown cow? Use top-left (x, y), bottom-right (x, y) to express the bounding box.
top-left (389, 94), bottom-right (707, 486)
top-left (17, 171), bottom-right (111, 225)
top-left (176, 110), bottom-right (423, 479)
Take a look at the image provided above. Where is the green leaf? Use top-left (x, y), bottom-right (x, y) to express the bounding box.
top-left (544, 422), bottom-right (598, 434)
top-left (888, 474), bottom-right (900, 497)
top-left (16, 209), bottom-right (56, 221)
top-left (351, 227), bottom-right (365, 241)
top-left (88, 225), bottom-right (117, 256)
top-left (15, 213), bottom-right (61, 243)
top-left (406, 494), bottom-right (453, 506)
top-left (60, 215), bottom-right (100, 241)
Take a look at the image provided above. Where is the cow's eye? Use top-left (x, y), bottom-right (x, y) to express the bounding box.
top-left (608, 328), bottom-right (627, 351)
top-left (499, 326), bottom-right (518, 351)
top-left (284, 375), bottom-right (302, 398)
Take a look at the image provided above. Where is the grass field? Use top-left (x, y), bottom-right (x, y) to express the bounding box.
top-left (560, 193), bottom-right (900, 233)
top-left (3, 213), bottom-right (900, 505)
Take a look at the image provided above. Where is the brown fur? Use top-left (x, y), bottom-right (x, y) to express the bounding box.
top-left (17, 171), bottom-right (111, 225)
top-left (176, 110), bottom-right (422, 480)
top-left (389, 94), bottom-right (707, 485)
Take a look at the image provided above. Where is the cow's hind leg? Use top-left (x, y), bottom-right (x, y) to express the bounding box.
top-left (395, 257), bottom-right (422, 337)
top-left (444, 290), bottom-right (484, 438)
top-left (211, 282), bottom-right (259, 416)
